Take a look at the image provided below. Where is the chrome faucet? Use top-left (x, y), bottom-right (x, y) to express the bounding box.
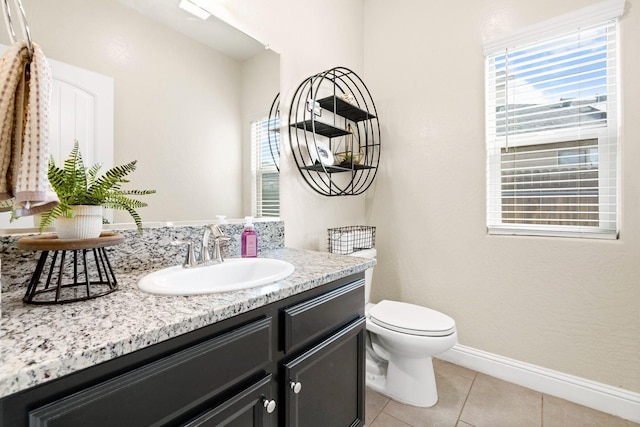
top-left (202, 224), bottom-right (231, 264)
top-left (172, 225), bottom-right (231, 268)
top-left (171, 239), bottom-right (199, 268)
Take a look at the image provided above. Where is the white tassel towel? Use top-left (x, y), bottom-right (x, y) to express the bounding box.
top-left (0, 40), bottom-right (58, 217)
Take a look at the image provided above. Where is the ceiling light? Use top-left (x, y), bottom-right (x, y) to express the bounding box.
top-left (179, 0), bottom-right (211, 20)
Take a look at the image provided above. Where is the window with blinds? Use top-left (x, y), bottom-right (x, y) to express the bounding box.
top-left (485, 0), bottom-right (622, 239)
top-left (251, 118), bottom-right (280, 217)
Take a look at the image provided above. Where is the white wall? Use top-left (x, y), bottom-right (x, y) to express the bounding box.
top-left (240, 50), bottom-right (280, 216)
top-left (3, 0), bottom-right (245, 222)
top-left (364, 0), bottom-right (640, 394)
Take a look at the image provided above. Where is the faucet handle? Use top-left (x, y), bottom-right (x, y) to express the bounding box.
top-left (171, 239), bottom-right (198, 268)
top-left (207, 224), bottom-right (226, 239)
top-left (202, 225), bottom-right (231, 263)
top-left (206, 225), bottom-right (231, 263)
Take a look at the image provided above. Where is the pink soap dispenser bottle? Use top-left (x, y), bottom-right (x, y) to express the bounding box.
top-left (241, 216), bottom-right (258, 258)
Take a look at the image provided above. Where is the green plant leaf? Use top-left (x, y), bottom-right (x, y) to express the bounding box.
top-left (39, 141), bottom-right (156, 234)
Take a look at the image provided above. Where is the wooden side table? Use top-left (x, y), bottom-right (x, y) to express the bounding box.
top-left (17, 232), bottom-right (124, 305)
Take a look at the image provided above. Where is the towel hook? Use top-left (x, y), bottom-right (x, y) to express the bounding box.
top-left (1, 0), bottom-right (33, 57)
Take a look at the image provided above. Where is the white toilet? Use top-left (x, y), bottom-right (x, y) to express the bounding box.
top-left (349, 248), bottom-right (457, 407)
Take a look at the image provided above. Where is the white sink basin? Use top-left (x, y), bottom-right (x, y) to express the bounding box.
top-left (138, 258), bottom-right (295, 296)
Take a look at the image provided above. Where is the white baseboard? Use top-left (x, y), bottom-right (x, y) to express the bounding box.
top-left (437, 344), bottom-right (640, 424)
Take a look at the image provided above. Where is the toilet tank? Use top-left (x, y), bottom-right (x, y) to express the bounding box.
top-left (348, 248), bottom-right (376, 304)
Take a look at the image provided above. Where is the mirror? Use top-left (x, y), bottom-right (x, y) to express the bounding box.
top-left (0, 0), bottom-right (280, 233)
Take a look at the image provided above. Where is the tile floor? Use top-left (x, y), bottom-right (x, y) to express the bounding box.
top-left (365, 358), bottom-right (639, 427)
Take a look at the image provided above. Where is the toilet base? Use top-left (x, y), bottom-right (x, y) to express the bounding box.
top-left (365, 354), bottom-right (439, 407)
top-left (365, 364), bottom-right (386, 393)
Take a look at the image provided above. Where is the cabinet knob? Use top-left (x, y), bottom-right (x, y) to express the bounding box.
top-left (263, 398), bottom-right (277, 413)
top-left (290, 381), bottom-right (302, 394)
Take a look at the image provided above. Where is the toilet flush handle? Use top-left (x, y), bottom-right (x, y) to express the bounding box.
top-left (290, 381), bottom-right (302, 394)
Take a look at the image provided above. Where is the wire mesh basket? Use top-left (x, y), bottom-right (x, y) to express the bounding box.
top-left (327, 226), bottom-right (376, 255)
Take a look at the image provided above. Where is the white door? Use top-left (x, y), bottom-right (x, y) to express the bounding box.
top-left (0, 45), bottom-right (114, 230)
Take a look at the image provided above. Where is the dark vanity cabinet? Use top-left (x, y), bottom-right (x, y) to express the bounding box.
top-left (183, 375), bottom-right (275, 427)
top-left (282, 279), bottom-right (366, 426)
top-left (284, 320), bottom-right (365, 426)
top-left (0, 273), bottom-right (366, 427)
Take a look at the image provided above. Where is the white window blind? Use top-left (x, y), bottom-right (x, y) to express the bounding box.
top-left (485, 1), bottom-right (622, 239)
top-left (251, 118), bottom-right (280, 218)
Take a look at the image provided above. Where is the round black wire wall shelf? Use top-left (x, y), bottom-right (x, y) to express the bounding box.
top-left (288, 66), bottom-right (380, 196)
top-left (268, 93), bottom-right (280, 172)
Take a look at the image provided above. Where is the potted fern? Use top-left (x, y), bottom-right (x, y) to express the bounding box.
top-left (39, 142), bottom-right (155, 239)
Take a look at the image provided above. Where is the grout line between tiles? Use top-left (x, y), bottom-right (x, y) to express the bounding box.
top-left (456, 371), bottom-right (478, 427)
top-left (366, 389), bottom-right (391, 427)
top-left (385, 412), bottom-right (411, 427)
top-left (377, 397), bottom-right (392, 424)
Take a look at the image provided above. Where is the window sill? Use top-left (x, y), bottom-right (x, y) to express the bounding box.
top-left (487, 226), bottom-right (619, 240)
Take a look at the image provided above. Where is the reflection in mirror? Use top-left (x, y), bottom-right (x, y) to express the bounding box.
top-left (0, 0), bottom-right (280, 233)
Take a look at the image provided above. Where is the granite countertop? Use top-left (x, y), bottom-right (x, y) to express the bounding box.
top-left (0, 248), bottom-right (374, 398)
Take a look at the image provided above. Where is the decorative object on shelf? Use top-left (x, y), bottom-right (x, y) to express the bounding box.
top-left (327, 225), bottom-right (376, 255)
top-left (309, 141), bottom-right (335, 166)
top-left (17, 231), bottom-right (124, 304)
top-left (341, 92), bottom-right (356, 105)
top-left (334, 124), bottom-right (364, 166)
top-left (306, 99), bottom-right (322, 117)
top-left (38, 141), bottom-right (155, 238)
top-left (288, 66), bottom-right (380, 196)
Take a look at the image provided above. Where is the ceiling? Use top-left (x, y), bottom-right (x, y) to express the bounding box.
top-left (115, 0), bottom-right (265, 61)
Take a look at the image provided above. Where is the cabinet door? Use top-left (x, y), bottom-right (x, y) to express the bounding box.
top-left (28, 318), bottom-right (272, 427)
top-left (283, 279), bottom-right (364, 353)
top-left (183, 375), bottom-right (276, 427)
top-left (284, 317), bottom-right (365, 427)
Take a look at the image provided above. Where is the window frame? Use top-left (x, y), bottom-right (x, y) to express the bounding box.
top-left (484, 0), bottom-right (623, 239)
top-left (250, 117), bottom-right (280, 218)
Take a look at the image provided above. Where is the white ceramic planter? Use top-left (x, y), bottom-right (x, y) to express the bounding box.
top-left (55, 205), bottom-right (103, 239)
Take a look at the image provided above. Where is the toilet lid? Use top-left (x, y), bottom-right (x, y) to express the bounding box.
top-left (369, 300), bottom-right (456, 337)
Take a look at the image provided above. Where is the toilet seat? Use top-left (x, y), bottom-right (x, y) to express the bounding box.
top-left (369, 300), bottom-right (456, 337)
